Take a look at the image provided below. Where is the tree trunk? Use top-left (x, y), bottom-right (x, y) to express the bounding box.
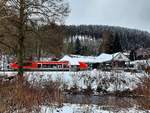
top-left (38, 47), bottom-right (41, 61)
top-left (17, 0), bottom-right (25, 78)
top-left (36, 41), bottom-right (41, 61)
top-left (17, 38), bottom-right (24, 77)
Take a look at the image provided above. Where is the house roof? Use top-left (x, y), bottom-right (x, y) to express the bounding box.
top-left (112, 52), bottom-right (130, 62)
top-left (60, 52), bottom-right (130, 65)
top-left (130, 59), bottom-right (150, 66)
top-left (59, 55), bottom-right (79, 65)
top-left (71, 55), bottom-right (97, 63)
top-left (96, 53), bottom-right (112, 63)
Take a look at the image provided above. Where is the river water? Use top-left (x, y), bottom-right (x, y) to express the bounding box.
top-left (63, 94), bottom-right (150, 111)
top-left (41, 94), bottom-right (150, 113)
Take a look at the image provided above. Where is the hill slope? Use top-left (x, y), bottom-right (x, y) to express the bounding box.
top-left (64, 25), bottom-right (150, 50)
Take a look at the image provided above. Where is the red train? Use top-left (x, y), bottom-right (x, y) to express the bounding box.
top-left (9, 61), bottom-right (88, 71)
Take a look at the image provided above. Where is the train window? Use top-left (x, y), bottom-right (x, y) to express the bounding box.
top-left (38, 64), bottom-right (41, 68)
top-left (63, 65), bottom-right (66, 68)
top-left (48, 64), bottom-right (52, 68)
top-left (42, 64), bottom-right (53, 68)
top-left (42, 64), bottom-right (48, 68)
top-left (52, 64), bottom-right (57, 68)
top-left (40, 63), bottom-right (66, 69)
top-left (58, 65), bottom-right (62, 68)
top-left (63, 64), bottom-right (69, 68)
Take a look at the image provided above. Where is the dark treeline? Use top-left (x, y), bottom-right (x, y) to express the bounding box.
top-left (63, 25), bottom-right (150, 50)
top-left (1, 23), bottom-right (150, 57)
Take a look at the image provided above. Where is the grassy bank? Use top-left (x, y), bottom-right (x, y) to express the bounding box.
top-left (0, 78), bottom-right (63, 113)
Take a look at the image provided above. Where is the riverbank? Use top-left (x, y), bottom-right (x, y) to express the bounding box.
top-left (0, 70), bottom-right (149, 112)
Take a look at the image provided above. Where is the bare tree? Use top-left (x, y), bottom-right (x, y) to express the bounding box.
top-left (0, 0), bottom-right (70, 77)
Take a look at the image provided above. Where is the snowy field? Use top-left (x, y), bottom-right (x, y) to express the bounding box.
top-left (41, 103), bottom-right (149, 113)
top-left (0, 70), bottom-right (149, 92)
top-left (26, 70), bottom-right (149, 92)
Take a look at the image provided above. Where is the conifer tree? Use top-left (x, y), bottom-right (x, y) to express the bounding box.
top-left (75, 38), bottom-right (81, 54)
top-left (113, 33), bottom-right (123, 53)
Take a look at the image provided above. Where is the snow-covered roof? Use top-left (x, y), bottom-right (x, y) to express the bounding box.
top-left (96, 52), bottom-right (130, 63)
top-left (39, 57), bottom-right (52, 61)
top-left (112, 52), bottom-right (130, 62)
top-left (96, 53), bottom-right (112, 63)
top-left (123, 52), bottom-right (130, 56)
top-left (130, 59), bottom-right (150, 66)
top-left (71, 55), bottom-right (97, 63)
top-left (59, 55), bottom-right (79, 65)
top-left (60, 52), bottom-right (130, 65)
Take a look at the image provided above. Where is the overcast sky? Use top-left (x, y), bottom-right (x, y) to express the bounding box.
top-left (66, 0), bottom-right (150, 32)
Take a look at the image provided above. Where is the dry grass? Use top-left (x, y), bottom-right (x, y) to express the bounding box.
top-left (135, 77), bottom-right (150, 97)
top-left (0, 77), bottom-right (64, 113)
top-left (134, 76), bottom-right (150, 109)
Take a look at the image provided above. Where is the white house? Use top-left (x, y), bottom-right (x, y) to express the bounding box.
top-left (112, 52), bottom-right (130, 62)
top-left (60, 53), bottom-right (130, 70)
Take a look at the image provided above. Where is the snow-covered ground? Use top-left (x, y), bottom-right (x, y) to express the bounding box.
top-left (0, 70), bottom-right (149, 93)
top-left (41, 103), bottom-right (149, 113)
top-left (27, 70), bottom-right (149, 92)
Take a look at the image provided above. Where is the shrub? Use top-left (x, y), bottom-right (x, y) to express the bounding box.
top-left (134, 76), bottom-right (150, 109)
top-left (0, 77), bottom-right (63, 113)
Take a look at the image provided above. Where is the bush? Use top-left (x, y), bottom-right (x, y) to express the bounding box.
top-left (69, 84), bottom-right (79, 94)
top-left (135, 77), bottom-right (150, 98)
top-left (0, 78), bottom-right (63, 113)
top-left (134, 76), bottom-right (150, 109)
top-left (82, 85), bottom-right (94, 95)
